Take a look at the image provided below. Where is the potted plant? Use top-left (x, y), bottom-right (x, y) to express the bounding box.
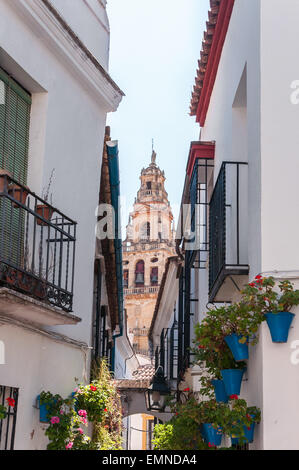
top-left (38, 391), bottom-right (62, 423)
top-left (36, 169), bottom-right (55, 226)
top-left (198, 400), bottom-right (230, 447)
top-left (194, 317), bottom-right (246, 398)
top-left (242, 276), bottom-right (299, 343)
top-left (0, 167), bottom-right (12, 193)
top-left (229, 401), bottom-right (261, 446)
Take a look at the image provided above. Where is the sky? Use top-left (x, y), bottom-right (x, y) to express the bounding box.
top-left (106, 0), bottom-right (210, 233)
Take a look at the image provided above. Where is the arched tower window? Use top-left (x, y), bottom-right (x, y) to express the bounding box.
top-left (135, 260), bottom-right (145, 286)
top-left (140, 222), bottom-right (150, 240)
top-left (150, 267), bottom-right (158, 286)
top-left (123, 270), bottom-right (129, 288)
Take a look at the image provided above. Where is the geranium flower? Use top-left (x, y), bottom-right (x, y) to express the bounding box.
top-left (80, 417), bottom-right (88, 425)
top-left (90, 385), bottom-right (97, 391)
top-left (229, 394), bottom-right (238, 400)
top-left (6, 398), bottom-right (15, 408)
top-left (208, 442), bottom-right (216, 448)
top-left (248, 282), bottom-right (255, 287)
top-left (183, 388), bottom-right (190, 392)
top-left (77, 428), bottom-right (84, 435)
top-left (78, 409), bottom-right (87, 418)
top-left (104, 408), bottom-right (108, 412)
top-left (255, 275), bottom-right (262, 280)
top-left (50, 416), bottom-right (60, 424)
top-left (65, 441), bottom-right (73, 450)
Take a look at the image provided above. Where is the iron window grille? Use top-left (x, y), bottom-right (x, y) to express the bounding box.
top-left (209, 161), bottom-right (249, 302)
top-left (0, 385), bottom-right (19, 450)
top-left (154, 322), bottom-right (178, 383)
top-left (0, 174), bottom-right (77, 312)
top-left (94, 304), bottom-right (112, 368)
top-left (188, 157), bottom-right (214, 268)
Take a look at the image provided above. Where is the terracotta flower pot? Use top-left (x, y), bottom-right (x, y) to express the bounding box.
top-left (8, 184), bottom-right (29, 208)
top-left (36, 204), bottom-right (54, 226)
top-left (0, 169), bottom-right (12, 193)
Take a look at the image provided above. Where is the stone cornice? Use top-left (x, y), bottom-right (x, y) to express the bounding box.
top-left (9, 0), bottom-right (124, 112)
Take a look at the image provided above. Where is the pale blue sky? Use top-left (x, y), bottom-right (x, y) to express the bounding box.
top-left (107, 0), bottom-right (210, 231)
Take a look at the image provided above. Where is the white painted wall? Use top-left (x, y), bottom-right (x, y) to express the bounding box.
top-left (0, 0), bottom-right (122, 449)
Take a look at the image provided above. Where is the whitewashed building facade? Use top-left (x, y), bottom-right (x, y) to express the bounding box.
top-left (150, 0), bottom-right (299, 450)
top-left (0, 0), bottom-right (135, 450)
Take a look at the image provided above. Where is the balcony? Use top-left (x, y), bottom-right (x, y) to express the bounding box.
top-left (124, 285), bottom-right (160, 296)
top-left (0, 174), bottom-right (77, 321)
top-left (209, 161), bottom-right (249, 302)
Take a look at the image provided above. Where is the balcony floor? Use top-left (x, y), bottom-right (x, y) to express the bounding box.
top-left (0, 287), bottom-right (81, 327)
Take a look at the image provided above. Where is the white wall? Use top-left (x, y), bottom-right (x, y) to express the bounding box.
top-left (0, 0), bottom-right (122, 449)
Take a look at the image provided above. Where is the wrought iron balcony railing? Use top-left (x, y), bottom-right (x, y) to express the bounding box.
top-left (209, 161), bottom-right (249, 301)
top-left (0, 174), bottom-right (76, 312)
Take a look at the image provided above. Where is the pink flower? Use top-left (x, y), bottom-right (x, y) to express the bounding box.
top-left (50, 416), bottom-right (60, 424)
top-left (65, 441), bottom-right (73, 450)
top-left (78, 409), bottom-right (87, 418)
top-left (80, 417), bottom-right (88, 425)
top-left (60, 409), bottom-right (64, 415)
top-left (77, 428), bottom-right (84, 435)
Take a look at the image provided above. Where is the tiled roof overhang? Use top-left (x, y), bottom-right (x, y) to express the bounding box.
top-left (186, 141), bottom-right (215, 178)
top-left (190, 0), bottom-right (235, 126)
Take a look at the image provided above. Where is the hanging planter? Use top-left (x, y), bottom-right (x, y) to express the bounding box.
top-left (211, 379), bottom-right (228, 403)
top-left (37, 394), bottom-right (57, 423)
top-left (8, 184), bottom-right (29, 208)
top-left (225, 334), bottom-right (249, 361)
top-left (231, 422), bottom-right (256, 446)
top-left (36, 204), bottom-right (54, 226)
top-left (264, 312), bottom-right (295, 343)
top-left (220, 369), bottom-right (245, 396)
top-left (201, 423), bottom-right (223, 446)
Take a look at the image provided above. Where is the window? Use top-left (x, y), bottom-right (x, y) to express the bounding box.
top-left (135, 260), bottom-right (145, 286)
top-left (140, 222), bottom-right (150, 240)
top-left (0, 67), bottom-right (31, 265)
top-left (123, 269), bottom-right (129, 288)
top-left (150, 267), bottom-right (158, 285)
top-left (0, 385), bottom-right (19, 450)
top-left (146, 182), bottom-right (152, 190)
top-left (0, 66), bottom-right (31, 183)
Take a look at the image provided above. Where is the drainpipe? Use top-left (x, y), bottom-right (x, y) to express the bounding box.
top-left (106, 141), bottom-right (123, 372)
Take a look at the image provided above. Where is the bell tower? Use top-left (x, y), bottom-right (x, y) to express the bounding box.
top-left (123, 151), bottom-right (175, 358)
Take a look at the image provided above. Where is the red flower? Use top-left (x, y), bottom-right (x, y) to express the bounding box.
top-left (229, 394), bottom-right (238, 400)
top-left (90, 385), bottom-right (97, 391)
top-left (208, 442), bottom-right (216, 448)
top-left (247, 427), bottom-right (251, 431)
top-left (183, 388), bottom-right (190, 392)
top-left (198, 345), bottom-right (205, 349)
top-left (248, 283), bottom-right (255, 287)
top-left (104, 408), bottom-right (108, 412)
top-left (6, 398), bottom-right (15, 408)
top-left (255, 275), bottom-right (262, 280)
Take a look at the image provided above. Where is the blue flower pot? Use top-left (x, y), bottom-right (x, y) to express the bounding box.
top-left (71, 392), bottom-right (78, 412)
top-left (225, 334), bottom-right (249, 361)
top-left (201, 423), bottom-right (223, 446)
top-left (37, 395), bottom-right (50, 423)
top-left (231, 422), bottom-right (255, 445)
top-left (211, 379), bottom-right (228, 403)
top-left (265, 312), bottom-right (295, 343)
top-left (220, 369), bottom-right (245, 396)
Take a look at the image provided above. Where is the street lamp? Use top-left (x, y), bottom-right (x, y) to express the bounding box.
top-left (145, 366), bottom-right (170, 412)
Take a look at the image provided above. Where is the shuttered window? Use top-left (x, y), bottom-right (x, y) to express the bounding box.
top-left (0, 66), bottom-right (31, 183)
top-left (0, 67), bottom-right (31, 265)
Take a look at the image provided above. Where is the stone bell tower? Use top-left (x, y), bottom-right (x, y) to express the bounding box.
top-left (123, 150), bottom-right (175, 358)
